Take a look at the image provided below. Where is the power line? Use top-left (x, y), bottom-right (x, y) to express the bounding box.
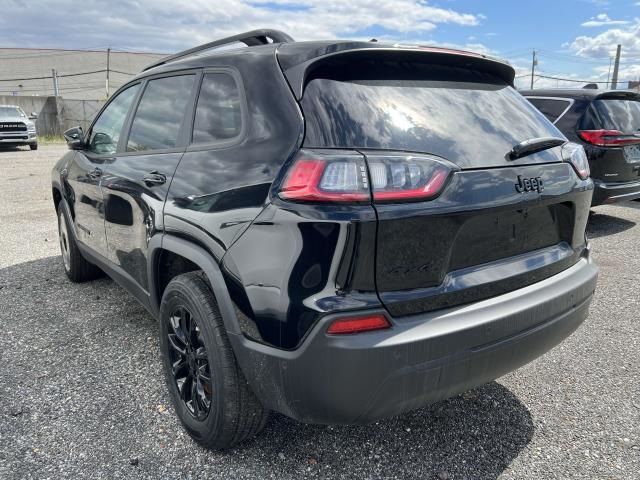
top-left (0, 68), bottom-right (137, 82)
top-left (526, 73), bottom-right (635, 84)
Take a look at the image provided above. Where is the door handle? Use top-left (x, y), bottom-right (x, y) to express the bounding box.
top-left (88, 167), bottom-right (102, 180)
top-left (143, 170), bottom-right (167, 186)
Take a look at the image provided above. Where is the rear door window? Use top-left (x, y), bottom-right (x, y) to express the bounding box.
top-left (127, 75), bottom-right (196, 152)
top-left (526, 98), bottom-right (571, 123)
top-left (301, 65), bottom-right (563, 169)
top-left (591, 99), bottom-right (640, 133)
top-left (192, 73), bottom-right (243, 144)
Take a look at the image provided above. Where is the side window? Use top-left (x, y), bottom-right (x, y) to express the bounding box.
top-left (127, 75), bottom-right (196, 152)
top-left (192, 73), bottom-right (242, 144)
top-left (88, 84), bottom-right (140, 154)
top-left (526, 98), bottom-right (571, 123)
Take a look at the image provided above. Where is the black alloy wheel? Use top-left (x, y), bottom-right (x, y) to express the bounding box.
top-left (167, 305), bottom-right (212, 420)
top-left (159, 271), bottom-right (269, 449)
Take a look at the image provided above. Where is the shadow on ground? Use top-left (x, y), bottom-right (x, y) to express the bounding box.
top-left (242, 381), bottom-right (534, 479)
top-left (1, 256), bottom-right (534, 479)
top-left (0, 145), bottom-right (26, 152)
top-left (587, 210), bottom-right (636, 238)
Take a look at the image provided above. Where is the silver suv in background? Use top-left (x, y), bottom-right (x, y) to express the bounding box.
top-left (0, 105), bottom-right (38, 150)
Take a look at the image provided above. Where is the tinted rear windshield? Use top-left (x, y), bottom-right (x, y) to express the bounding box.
top-left (590, 99), bottom-right (640, 133)
top-left (301, 67), bottom-right (563, 168)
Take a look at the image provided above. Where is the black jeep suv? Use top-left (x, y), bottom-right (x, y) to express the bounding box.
top-left (522, 88), bottom-right (640, 205)
top-left (52, 30), bottom-right (598, 449)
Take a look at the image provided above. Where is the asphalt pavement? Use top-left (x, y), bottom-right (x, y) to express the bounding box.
top-left (0, 144), bottom-right (638, 479)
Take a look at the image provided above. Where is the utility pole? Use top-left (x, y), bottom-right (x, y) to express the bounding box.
top-left (530, 50), bottom-right (537, 89)
top-left (611, 44), bottom-right (621, 90)
top-left (106, 47), bottom-right (111, 98)
top-left (51, 69), bottom-right (59, 97)
top-left (606, 56), bottom-right (613, 89)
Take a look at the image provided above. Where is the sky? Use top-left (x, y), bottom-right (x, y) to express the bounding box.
top-left (1, 0), bottom-right (640, 89)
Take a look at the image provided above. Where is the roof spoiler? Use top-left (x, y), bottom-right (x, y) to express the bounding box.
top-left (595, 90), bottom-right (640, 101)
top-left (278, 43), bottom-right (516, 100)
top-left (144, 29), bottom-right (294, 71)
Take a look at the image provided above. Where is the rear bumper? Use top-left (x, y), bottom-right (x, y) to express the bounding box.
top-left (592, 179), bottom-right (640, 205)
top-left (230, 256), bottom-right (598, 424)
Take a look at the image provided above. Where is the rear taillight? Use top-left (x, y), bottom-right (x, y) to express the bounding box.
top-left (578, 130), bottom-right (640, 147)
top-left (278, 150), bottom-right (370, 202)
top-left (326, 314), bottom-right (391, 335)
top-left (562, 142), bottom-right (590, 180)
top-left (277, 150), bottom-right (455, 204)
top-left (366, 154), bottom-right (455, 202)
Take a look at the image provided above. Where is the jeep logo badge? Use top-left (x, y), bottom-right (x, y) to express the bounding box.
top-left (515, 175), bottom-right (544, 193)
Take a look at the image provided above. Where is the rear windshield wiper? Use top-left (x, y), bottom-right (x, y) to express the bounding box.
top-left (508, 137), bottom-right (566, 161)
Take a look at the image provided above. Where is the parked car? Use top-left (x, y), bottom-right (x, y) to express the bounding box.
top-left (52, 29), bottom-right (598, 449)
top-left (0, 105), bottom-right (38, 150)
top-left (522, 88), bottom-right (640, 205)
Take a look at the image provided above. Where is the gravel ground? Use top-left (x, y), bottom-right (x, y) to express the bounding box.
top-left (0, 144), bottom-right (638, 479)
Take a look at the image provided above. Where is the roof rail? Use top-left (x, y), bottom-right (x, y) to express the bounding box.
top-left (143, 29), bottom-right (294, 71)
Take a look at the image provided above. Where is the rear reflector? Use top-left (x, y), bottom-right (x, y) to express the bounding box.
top-left (578, 130), bottom-right (640, 147)
top-left (326, 314), bottom-right (391, 335)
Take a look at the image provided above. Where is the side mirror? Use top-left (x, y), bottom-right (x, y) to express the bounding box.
top-left (93, 132), bottom-right (113, 146)
top-left (29, 112), bottom-right (38, 120)
top-left (64, 126), bottom-right (85, 150)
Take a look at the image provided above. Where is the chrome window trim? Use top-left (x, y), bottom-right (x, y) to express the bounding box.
top-left (524, 96), bottom-right (575, 125)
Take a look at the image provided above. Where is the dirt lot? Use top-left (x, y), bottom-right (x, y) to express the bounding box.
top-left (1, 144), bottom-right (638, 479)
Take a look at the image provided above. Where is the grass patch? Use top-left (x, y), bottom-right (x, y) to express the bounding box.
top-left (40, 135), bottom-right (65, 144)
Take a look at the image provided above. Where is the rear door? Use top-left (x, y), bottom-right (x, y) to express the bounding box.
top-left (578, 96), bottom-right (640, 182)
top-left (298, 57), bottom-right (591, 317)
top-left (101, 72), bottom-right (198, 296)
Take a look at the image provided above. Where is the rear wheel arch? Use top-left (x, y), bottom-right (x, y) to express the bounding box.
top-left (149, 235), bottom-right (242, 336)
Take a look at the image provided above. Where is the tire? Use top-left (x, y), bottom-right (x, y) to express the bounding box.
top-left (159, 271), bottom-right (269, 450)
top-left (29, 143), bottom-right (38, 151)
top-left (57, 207), bottom-right (102, 282)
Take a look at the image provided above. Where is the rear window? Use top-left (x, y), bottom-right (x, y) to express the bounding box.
top-left (301, 67), bottom-right (562, 169)
top-left (589, 99), bottom-right (640, 133)
top-left (526, 98), bottom-right (571, 123)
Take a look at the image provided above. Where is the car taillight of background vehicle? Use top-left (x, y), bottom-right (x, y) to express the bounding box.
top-left (562, 142), bottom-right (590, 180)
top-left (278, 150), bottom-right (455, 203)
top-left (578, 130), bottom-right (640, 147)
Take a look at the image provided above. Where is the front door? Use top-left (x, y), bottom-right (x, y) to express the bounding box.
top-left (67, 84), bottom-right (141, 256)
top-left (101, 73), bottom-right (198, 293)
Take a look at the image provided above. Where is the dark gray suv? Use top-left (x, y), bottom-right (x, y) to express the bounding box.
top-left (523, 88), bottom-right (640, 205)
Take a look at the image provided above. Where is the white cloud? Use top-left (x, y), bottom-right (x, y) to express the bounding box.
top-left (569, 20), bottom-right (640, 57)
top-left (0, 0), bottom-right (482, 51)
top-left (581, 13), bottom-right (629, 27)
